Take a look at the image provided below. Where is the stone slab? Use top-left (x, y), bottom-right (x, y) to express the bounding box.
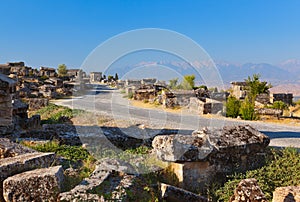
top-left (3, 166), bottom-right (64, 202)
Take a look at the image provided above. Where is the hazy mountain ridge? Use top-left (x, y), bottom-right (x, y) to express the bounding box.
top-left (215, 61), bottom-right (298, 84)
top-left (278, 59), bottom-right (300, 74)
top-left (108, 59), bottom-right (299, 85)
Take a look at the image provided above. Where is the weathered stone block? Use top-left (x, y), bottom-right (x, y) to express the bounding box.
top-left (3, 166), bottom-right (64, 202)
top-left (160, 183), bottom-right (208, 202)
top-left (0, 138), bottom-right (35, 158)
top-left (272, 186), bottom-right (300, 202)
top-left (230, 178), bottom-right (267, 202)
top-left (152, 133), bottom-right (213, 162)
top-left (167, 162), bottom-right (215, 193)
top-left (0, 152), bottom-right (56, 199)
top-left (152, 125), bottom-right (269, 165)
top-left (27, 98), bottom-right (49, 110)
top-left (153, 125), bottom-right (270, 193)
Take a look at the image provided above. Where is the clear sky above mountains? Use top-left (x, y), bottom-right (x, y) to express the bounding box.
top-left (0, 0), bottom-right (299, 68)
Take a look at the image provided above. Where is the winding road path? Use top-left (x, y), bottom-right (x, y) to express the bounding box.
top-left (54, 84), bottom-right (300, 148)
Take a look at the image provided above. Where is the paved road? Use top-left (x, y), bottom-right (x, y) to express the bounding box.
top-left (54, 84), bottom-right (300, 148)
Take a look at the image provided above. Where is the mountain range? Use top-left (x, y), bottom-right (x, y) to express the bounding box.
top-left (107, 58), bottom-right (300, 95)
top-left (215, 59), bottom-right (300, 85)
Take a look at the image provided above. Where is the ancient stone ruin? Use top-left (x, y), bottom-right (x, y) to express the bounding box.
top-left (152, 125), bottom-right (270, 194)
top-left (0, 138), bottom-right (56, 201)
top-left (0, 74), bottom-right (16, 135)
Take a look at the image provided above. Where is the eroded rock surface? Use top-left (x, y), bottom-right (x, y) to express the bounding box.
top-left (230, 178), bottom-right (268, 202)
top-left (59, 165), bottom-right (111, 201)
top-left (272, 186), bottom-right (300, 202)
top-left (153, 125), bottom-right (270, 193)
top-left (152, 125), bottom-right (270, 163)
top-left (152, 133), bottom-right (213, 162)
top-left (0, 138), bottom-right (35, 158)
top-left (160, 183), bottom-right (208, 202)
top-left (0, 152), bottom-right (55, 182)
top-left (59, 161), bottom-right (136, 202)
top-left (0, 152), bottom-right (56, 200)
top-left (3, 166), bottom-right (64, 202)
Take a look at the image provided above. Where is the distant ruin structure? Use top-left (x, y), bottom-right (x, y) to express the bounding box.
top-left (0, 74), bottom-right (16, 132)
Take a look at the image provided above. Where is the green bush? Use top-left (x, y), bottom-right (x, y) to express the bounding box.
top-left (271, 101), bottom-right (288, 110)
top-left (226, 96), bottom-right (241, 118)
top-left (128, 91), bottom-right (134, 99)
top-left (215, 148), bottom-right (300, 201)
top-left (240, 97), bottom-right (256, 120)
top-left (180, 74), bottom-right (195, 90)
top-left (26, 141), bottom-right (91, 161)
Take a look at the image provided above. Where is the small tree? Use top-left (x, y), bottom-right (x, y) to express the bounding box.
top-left (226, 96), bottom-right (241, 118)
top-left (169, 78), bottom-right (179, 89)
top-left (240, 96), bottom-right (256, 120)
top-left (245, 74), bottom-right (272, 101)
top-left (272, 101), bottom-right (288, 110)
top-left (58, 64), bottom-right (67, 77)
top-left (115, 73), bottom-right (119, 81)
top-left (107, 75), bottom-right (114, 81)
top-left (181, 74), bottom-right (195, 90)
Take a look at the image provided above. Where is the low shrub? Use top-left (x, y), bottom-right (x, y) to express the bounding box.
top-left (271, 101), bottom-right (288, 110)
top-left (214, 147), bottom-right (300, 201)
top-left (226, 96), bottom-right (241, 118)
top-left (240, 97), bottom-right (257, 120)
top-left (35, 103), bottom-right (84, 124)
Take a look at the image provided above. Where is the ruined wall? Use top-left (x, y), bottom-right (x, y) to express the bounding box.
top-left (0, 75), bottom-right (16, 134)
top-left (231, 82), bottom-right (247, 100)
top-left (173, 90), bottom-right (195, 106)
top-left (271, 93), bottom-right (293, 105)
top-left (189, 97), bottom-right (223, 115)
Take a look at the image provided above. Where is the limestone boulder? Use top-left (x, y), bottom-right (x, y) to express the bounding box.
top-left (207, 125), bottom-right (270, 150)
top-left (0, 152), bottom-right (55, 200)
top-left (230, 178), bottom-right (267, 202)
top-left (152, 125), bottom-right (270, 163)
top-left (152, 133), bottom-right (213, 162)
top-left (272, 186), bottom-right (300, 202)
top-left (3, 166), bottom-right (64, 202)
top-left (0, 152), bottom-right (56, 182)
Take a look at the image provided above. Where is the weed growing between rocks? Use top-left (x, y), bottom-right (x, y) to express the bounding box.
top-left (21, 140), bottom-right (96, 191)
top-left (31, 103), bottom-right (84, 124)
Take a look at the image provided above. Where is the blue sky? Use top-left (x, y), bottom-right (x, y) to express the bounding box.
top-left (0, 0), bottom-right (300, 68)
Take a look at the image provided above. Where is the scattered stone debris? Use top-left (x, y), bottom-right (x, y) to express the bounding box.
top-left (272, 186), bottom-right (300, 202)
top-left (160, 183), bottom-right (208, 202)
top-left (229, 178), bottom-right (268, 202)
top-left (59, 165), bottom-right (111, 201)
top-left (3, 166), bottom-right (64, 202)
